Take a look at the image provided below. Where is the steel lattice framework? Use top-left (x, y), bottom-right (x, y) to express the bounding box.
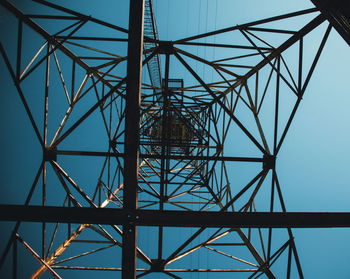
top-left (0, 0), bottom-right (349, 278)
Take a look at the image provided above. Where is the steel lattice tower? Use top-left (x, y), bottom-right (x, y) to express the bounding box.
top-left (0, 0), bottom-right (350, 278)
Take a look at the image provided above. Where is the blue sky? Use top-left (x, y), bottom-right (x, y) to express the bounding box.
top-left (1, 0), bottom-right (350, 278)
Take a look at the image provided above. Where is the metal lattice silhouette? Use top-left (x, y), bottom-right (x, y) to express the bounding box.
top-left (0, 0), bottom-right (342, 278)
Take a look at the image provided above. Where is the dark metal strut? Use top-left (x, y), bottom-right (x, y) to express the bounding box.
top-left (1, 205), bottom-right (350, 228)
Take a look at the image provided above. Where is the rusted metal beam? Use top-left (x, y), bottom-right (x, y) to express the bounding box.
top-left (2, 205), bottom-right (350, 228)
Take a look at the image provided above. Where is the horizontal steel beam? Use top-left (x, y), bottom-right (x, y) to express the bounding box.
top-left (1, 205), bottom-right (350, 228)
top-left (56, 150), bottom-right (264, 162)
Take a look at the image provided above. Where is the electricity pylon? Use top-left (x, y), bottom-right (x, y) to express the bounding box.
top-left (0, 0), bottom-right (336, 278)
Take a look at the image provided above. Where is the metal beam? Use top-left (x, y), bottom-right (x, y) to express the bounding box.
top-left (239, 14), bottom-right (325, 84)
top-left (56, 150), bottom-right (264, 162)
top-left (2, 205), bottom-right (350, 228)
top-left (123, 0), bottom-right (145, 278)
top-left (0, 1), bottom-right (119, 93)
top-left (311, 0), bottom-right (350, 46)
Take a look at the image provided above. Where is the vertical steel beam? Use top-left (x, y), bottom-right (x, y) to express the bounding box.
top-left (123, 0), bottom-right (144, 278)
